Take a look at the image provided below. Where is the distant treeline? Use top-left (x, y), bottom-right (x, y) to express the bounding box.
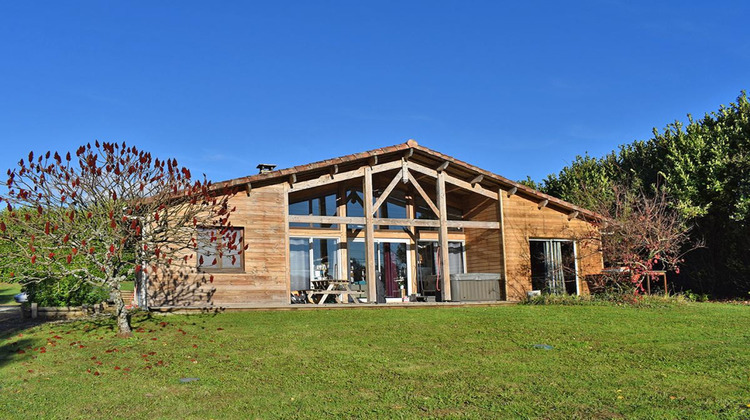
top-left (528, 92), bottom-right (750, 297)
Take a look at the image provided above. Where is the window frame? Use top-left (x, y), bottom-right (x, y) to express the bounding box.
top-left (196, 226), bottom-right (246, 273)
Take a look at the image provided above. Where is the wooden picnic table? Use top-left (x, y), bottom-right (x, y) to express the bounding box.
top-left (309, 280), bottom-right (365, 305)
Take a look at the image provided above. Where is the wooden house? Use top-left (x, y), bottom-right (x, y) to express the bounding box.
top-left (144, 140), bottom-right (602, 307)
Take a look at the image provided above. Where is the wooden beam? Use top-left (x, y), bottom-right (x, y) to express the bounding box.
top-left (329, 164), bottom-right (338, 178)
top-left (507, 186), bottom-right (517, 197)
top-left (245, 183), bottom-right (252, 197)
top-left (293, 168), bottom-right (362, 191)
top-left (364, 166), bottom-right (376, 303)
top-left (436, 170), bottom-right (452, 301)
top-left (401, 159), bottom-right (409, 183)
top-left (287, 215), bottom-right (499, 229)
top-left (538, 199), bottom-right (549, 210)
top-left (290, 160), bottom-right (401, 192)
top-left (372, 170), bottom-right (403, 215)
top-left (406, 161), bottom-right (496, 199)
top-left (283, 184), bottom-right (291, 300)
top-left (437, 161), bottom-right (450, 172)
top-left (567, 210), bottom-right (579, 221)
top-left (498, 189), bottom-right (509, 301)
top-left (374, 218), bottom-right (439, 227)
top-left (446, 220), bottom-right (500, 229)
top-left (444, 172), bottom-right (495, 199)
top-left (403, 148), bottom-right (413, 160)
top-left (470, 174), bottom-right (484, 186)
top-left (288, 215), bottom-right (366, 225)
top-left (370, 160), bottom-right (402, 175)
top-left (407, 171), bottom-right (440, 217)
top-left (284, 184), bottom-right (292, 303)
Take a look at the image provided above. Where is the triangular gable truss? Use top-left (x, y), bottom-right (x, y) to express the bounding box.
top-left (285, 158), bottom-right (502, 230)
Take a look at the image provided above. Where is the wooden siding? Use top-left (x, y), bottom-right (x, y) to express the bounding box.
top-left (464, 195), bottom-right (503, 276)
top-left (148, 184), bottom-right (289, 306)
top-left (148, 152), bottom-right (602, 306)
top-left (502, 193), bottom-right (602, 300)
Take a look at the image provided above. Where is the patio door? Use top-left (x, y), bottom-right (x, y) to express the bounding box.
top-left (347, 239), bottom-right (411, 303)
top-left (529, 239), bottom-right (578, 295)
top-left (375, 241), bottom-right (409, 303)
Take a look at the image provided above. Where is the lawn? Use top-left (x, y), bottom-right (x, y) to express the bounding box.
top-left (0, 282), bottom-right (21, 305)
top-left (0, 304), bottom-right (748, 419)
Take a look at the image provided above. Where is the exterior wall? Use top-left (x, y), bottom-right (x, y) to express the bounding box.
top-left (464, 196), bottom-right (503, 275)
top-left (502, 193), bottom-right (603, 300)
top-left (147, 166), bottom-right (603, 306)
top-left (147, 184), bottom-right (289, 306)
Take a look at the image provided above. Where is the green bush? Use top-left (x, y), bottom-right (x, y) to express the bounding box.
top-left (682, 290), bottom-right (710, 302)
top-left (23, 276), bottom-right (109, 307)
top-left (521, 292), bottom-right (690, 308)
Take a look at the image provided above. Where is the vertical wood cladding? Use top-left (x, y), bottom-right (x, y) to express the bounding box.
top-left (464, 196), bottom-right (503, 275)
top-left (502, 194), bottom-right (602, 300)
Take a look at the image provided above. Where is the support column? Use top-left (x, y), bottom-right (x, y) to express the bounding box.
top-left (364, 166), bottom-right (377, 302)
top-left (437, 170), bottom-right (452, 301)
top-left (498, 189), bottom-right (509, 300)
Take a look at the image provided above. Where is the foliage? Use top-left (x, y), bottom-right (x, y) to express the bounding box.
top-left (538, 92), bottom-right (750, 297)
top-left (586, 185), bottom-right (698, 293)
top-left (1, 306), bottom-right (749, 418)
top-left (521, 291), bottom-right (691, 308)
top-left (0, 141), bottom-right (238, 336)
top-left (23, 276), bottom-right (109, 307)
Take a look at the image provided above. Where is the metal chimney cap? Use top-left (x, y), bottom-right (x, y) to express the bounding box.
top-left (256, 163), bottom-right (277, 174)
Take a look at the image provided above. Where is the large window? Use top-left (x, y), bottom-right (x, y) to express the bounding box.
top-left (346, 187), bottom-right (408, 230)
top-left (289, 192), bottom-right (338, 229)
top-left (289, 238), bottom-right (339, 291)
top-left (196, 226), bottom-right (244, 272)
top-left (414, 198), bottom-right (463, 232)
top-left (416, 241), bottom-right (465, 296)
top-left (529, 239), bottom-right (577, 295)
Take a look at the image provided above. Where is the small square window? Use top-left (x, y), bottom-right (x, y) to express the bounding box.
top-left (196, 226), bottom-right (244, 272)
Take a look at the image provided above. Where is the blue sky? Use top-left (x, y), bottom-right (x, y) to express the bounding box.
top-left (1, 1), bottom-right (748, 185)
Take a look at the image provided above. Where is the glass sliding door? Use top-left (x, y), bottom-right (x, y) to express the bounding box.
top-left (376, 242), bottom-right (409, 302)
top-left (416, 241), bottom-right (466, 297)
top-left (290, 238), bottom-right (311, 291)
top-left (289, 237), bottom-right (339, 292)
top-left (529, 239), bottom-right (578, 295)
top-left (347, 239), bottom-right (412, 302)
top-left (347, 241), bottom-right (367, 300)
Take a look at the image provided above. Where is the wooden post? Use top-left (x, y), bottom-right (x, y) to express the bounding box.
top-left (364, 166), bottom-right (376, 302)
top-left (436, 170), bottom-right (451, 301)
top-left (498, 189), bottom-right (509, 301)
top-left (31, 302), bottom-right (38, 319)
top-left (338, 183), bottom-right (348, 281)
top-left (283, 183), bottom-right (291, 302)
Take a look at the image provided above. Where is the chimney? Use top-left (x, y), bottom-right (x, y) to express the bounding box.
top-left (256, 163), bottom-right (276, 174)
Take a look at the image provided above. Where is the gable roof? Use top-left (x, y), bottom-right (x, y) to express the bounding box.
top-left (212, 139), bottom-right (597, 219)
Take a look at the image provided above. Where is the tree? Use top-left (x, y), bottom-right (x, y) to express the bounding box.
top-left (0, 141), bottom-right (238, 336)
top-left (586, 185), bottom-right (699, 294)
top-left (536, 92), bottom-right (750, 297)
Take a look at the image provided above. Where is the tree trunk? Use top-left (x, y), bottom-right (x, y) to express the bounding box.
top-left (112, 286), bottom-right (133, 338)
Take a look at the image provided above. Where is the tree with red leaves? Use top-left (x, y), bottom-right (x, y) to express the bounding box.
top-left (0, 141), bottom-right (237, 336)
top-left (585, 184), bottom-right (701, 294)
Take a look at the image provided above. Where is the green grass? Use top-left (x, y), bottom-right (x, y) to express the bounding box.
top-left (0, 282), bottom-right (22, 305)
top-left (1, 304), bottom-right (749, 419)
top-left (120, 281), bottom-right (134, 292)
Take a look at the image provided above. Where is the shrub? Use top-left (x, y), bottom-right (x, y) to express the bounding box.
top-left (23, 276), bottom-right (109, 307)
top-left (521, 292), bottom-right (690, 308)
